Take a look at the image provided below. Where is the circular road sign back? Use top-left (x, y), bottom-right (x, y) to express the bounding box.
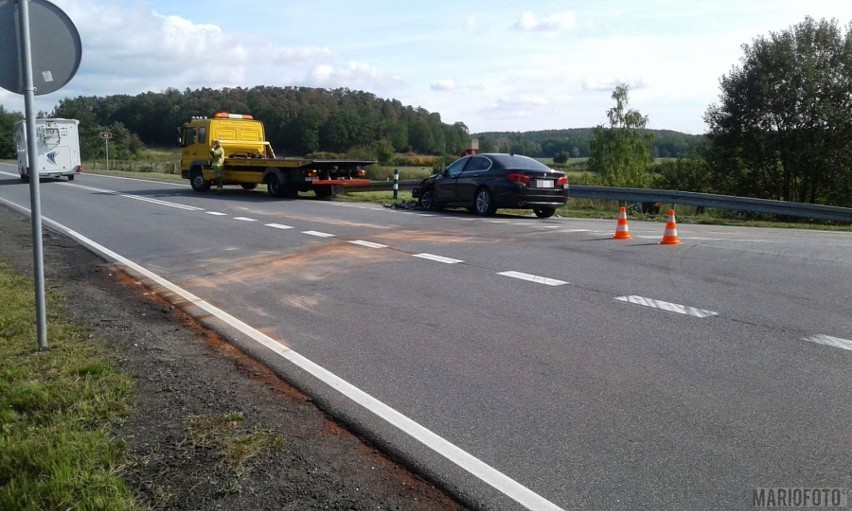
top-left (0, 0), bottom-right (82, 96)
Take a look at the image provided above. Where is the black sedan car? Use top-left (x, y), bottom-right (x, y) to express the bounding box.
top-left (412, 153), bottom-right (568, 218)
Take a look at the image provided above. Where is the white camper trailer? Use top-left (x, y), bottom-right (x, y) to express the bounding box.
top-left (14, 118), bottom-right (82, 182)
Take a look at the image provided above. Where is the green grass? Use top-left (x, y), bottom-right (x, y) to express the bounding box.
top-left (0, 261), bottom-right (139, 511)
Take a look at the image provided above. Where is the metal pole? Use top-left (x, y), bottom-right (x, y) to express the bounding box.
top-left (105, 137), bottom-right (109, 171)
top-left (19, 0), bottom-right (48, 350)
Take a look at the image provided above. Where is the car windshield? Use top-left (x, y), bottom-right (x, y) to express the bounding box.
top-left (489, 154), bottom-right (552, 171)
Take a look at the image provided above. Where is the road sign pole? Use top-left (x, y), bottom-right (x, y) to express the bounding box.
top-left (105, 138), bottom-right (109, 171)
top-left (19, 0), bottom-right (49, 350)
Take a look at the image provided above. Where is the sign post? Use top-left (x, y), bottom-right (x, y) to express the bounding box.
top-left (0, 0), bottom-right (82, 350)
top-left (101, 131), bottom-right (112, 171)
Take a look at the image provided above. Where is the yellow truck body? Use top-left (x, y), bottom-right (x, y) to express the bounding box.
top-left (179, 112), bottom-right (374, 197)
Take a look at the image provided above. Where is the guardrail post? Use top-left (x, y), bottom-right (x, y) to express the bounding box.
top-left (393, 168), bottom-right (399, 200)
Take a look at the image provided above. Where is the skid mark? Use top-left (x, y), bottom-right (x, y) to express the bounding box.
top-left (371, 229), bottom-right (498, 245)
top-left (182, 241), bottom-right (401, 290)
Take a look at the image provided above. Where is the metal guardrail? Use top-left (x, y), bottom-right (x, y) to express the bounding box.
top-left (364, 181), bottom-right (852, 224)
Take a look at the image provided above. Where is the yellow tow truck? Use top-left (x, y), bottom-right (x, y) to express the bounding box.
top-left (179, 112), bottom-right (374, 198)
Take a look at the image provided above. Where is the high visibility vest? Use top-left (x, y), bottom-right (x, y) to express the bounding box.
top-left (211, 146), bottom-right (225, 168)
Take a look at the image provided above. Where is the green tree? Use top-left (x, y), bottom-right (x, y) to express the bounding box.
top-left (0, 105), bottom-right (24, 159)
top-left (588, 83), bottom-right (655, 187)
top-left (704, 17), bottom-right (852, 206)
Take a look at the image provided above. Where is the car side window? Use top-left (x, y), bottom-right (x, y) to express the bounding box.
top-left (445, 157), bottom-right (469, 178)
top-left (464, 156), bottom-right (491, 173)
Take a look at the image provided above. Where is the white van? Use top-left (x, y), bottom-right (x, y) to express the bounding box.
top-left (14, 118), bottom-right (82, 182)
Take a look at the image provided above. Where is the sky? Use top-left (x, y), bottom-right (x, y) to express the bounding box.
top-left (1, 0), bottom-right (851, 135)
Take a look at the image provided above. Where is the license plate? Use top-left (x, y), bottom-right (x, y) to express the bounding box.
top-left (534, 179), bottom-right (553, 188)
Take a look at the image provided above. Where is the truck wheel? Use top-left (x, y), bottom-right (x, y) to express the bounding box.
top-left (190, 170), bottom-right (211, 192)
top-left (67, 175), bottom-right (75, 181)
top-left (314, 186), bottom-right (333, 199)
top-left (241, 183), bottom-right (258, 190)
top-left (266, 175), bottom-right (283, 197)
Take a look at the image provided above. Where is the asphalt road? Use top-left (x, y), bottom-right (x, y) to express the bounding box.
top-left (2, 165), bottom-right (850, 511)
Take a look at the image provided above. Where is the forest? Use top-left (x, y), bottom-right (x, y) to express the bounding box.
top-left (0, 86), bottom-right (703, 163)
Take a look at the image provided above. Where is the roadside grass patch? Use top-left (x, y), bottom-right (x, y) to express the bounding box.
top-left (0, 260), bottom-right (138, 511)
top-left (185, 412), bottom-right (285, 477)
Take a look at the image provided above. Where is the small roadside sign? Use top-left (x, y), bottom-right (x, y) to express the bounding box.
top-left (100, 131), bottom-right (112, 139)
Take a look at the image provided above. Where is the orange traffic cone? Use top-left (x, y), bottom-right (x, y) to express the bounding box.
top-left (612, 206), bottom-right (632, 240)
top-left (660, 209), bottom-right (681, 245)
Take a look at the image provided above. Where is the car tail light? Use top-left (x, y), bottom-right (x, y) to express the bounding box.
top-left (507, 172), bottom-right (530, 184)
top-left (556, 175), bottom-right (568, 186)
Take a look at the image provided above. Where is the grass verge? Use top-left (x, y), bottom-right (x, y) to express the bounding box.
top-left (0, 261), bottom-right (138, 510)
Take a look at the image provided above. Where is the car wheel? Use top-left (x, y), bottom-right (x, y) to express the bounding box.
top-left (473, 187), bottom-right (496, 216)
top-left (190, 169), bottom-right (210, 192)
top-left (417, 188), bottom-right (435, 210)
top-left (533, 207), bottom-right (555, 219)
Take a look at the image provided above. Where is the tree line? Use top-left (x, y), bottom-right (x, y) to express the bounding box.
top-left (589, 16), bottom-right (852, 210)
top-left (0, 85), bottom-right (703, 164)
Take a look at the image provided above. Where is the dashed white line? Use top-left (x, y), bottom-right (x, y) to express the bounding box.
top-left (302, 230), bottom-right (335, 238)
top-left (206, 211), bottom-right (228, 216)
top-left (350, 240), bottom-right (389, 249)
top-left (498, 271), bottom-right (568, 286)
top-left (413, 253), bottom-right (463, 264)
top-left (615, 295), bottom-right (718, 318)
top-left (265, 223), bottom-right (294, 230)
top-left (803, 334), bottom-right (852, 351)
top-left (234, 217), bottom-right (257, 222)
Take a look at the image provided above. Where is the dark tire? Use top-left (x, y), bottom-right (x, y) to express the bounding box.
top-left (240, 183), bottom-right (258, 190)
top-left (190, 169), bottom-right (211, 192)
top-left (67, 175), bottom-right (75, 181)
top-left (533, 207), bottom-right (555, 219)
top-left (20, 174), bottom-right (28, 183)
top-left (416, 188), bottom-right (435, 210)
top-left (266, 175), bottom-right (282, 197)
top-left (314, 186), bottom-right (333, 199)
top-left (473, 187), bottom-right (497, 216)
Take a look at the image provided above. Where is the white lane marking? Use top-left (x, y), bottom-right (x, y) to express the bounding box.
top-left (498, 271), bottom-right (568, 286)
top-left (0, 197), bottom-right (564, 511)
top-left (266, 223), bottom-right (294, 230)
top-left (350, 240), bottom-right (388, 249)
top-left (206, 211), bottom-right (228, 216)
top-left (803, 334), bottom-right (852, 351)
top-left (303, 230), bottom-right (335, 238)
top-left (615, 295), bottom-right (718, 318)
top-left (234, 217), bottom-right (257, 222)
top-left (413, 253), bottom-right (464, 264)
top-left (66, 183), bottom-right (203, 211)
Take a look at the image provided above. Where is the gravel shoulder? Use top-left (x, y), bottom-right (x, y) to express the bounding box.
top-left (0, 203), bottom-right (466, 511)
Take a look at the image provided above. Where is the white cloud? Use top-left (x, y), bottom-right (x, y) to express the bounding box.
top-left (513, 10), bottom-right (576, 32)
top-left (431, 79), bottom-right (456, 91)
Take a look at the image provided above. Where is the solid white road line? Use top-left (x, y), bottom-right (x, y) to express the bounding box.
top-left (64, 183), bottom-right (204, 211)
top-left (265, 223), bottom-right (294, 230)
top-left (302, 230), bottom-right (335, 238)
top-left (498, 271), bottom-right (568, 286)
top-left (615, 295), bottom-right (718, 318)
top-left (413, 253), bottom-right (464, 264)
top-left (349, 240), bottom-right (389, 249)
top-left (802, 334), bottom-right (852, 351)
top-left (0, 196), bottom-right (565, 511)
